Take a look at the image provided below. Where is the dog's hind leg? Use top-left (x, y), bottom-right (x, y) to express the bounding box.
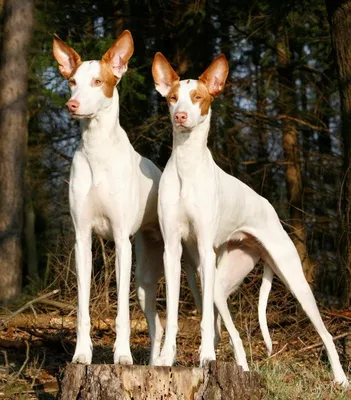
top-left (183, 245), bottom-right (202, 312)
top-left (255, 226), bottom-right (349, 387)
top-left (259, 263), bottom-right (274, 355)
top-left (214, 243), bottom-right (259, 370)
top-left (183, 244), bottom-right (222, 347)
top-left (135, 231), bottom-right (164, 365)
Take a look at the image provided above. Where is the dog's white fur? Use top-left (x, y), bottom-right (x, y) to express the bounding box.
top-left (52, 31), bottom-right (170, 365)
top-left (152, 52), bottom-right (349, 387)
top-left (52, 30), bottom-right (251, 367)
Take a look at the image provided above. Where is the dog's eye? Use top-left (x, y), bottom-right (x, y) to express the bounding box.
top-left (69, 79), bottom-right (76, 87)
top-left (195, 95), bottom-right (202, 100)
top-left (94, 79), bottom-right (102, 86)
top-left (170, 94), bottom-right (177, 101)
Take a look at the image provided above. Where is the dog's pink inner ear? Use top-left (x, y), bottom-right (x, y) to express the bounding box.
top-left (152, 53), bottom-right (180, 97)
top-left (53, 35), bottom-right (81, 79)
top-left (102, 30), bottom-right (134, 79)
top-left (199, 54), bottom-right (229, 97)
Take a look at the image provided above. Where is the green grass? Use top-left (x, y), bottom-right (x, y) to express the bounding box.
top-left (256, 358), bottom-right (351, 399)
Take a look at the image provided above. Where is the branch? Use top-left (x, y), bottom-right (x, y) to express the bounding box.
top-left (0, 289), bottom-right (60, 327)
top-left (298, 332), bottom-right (350, 353)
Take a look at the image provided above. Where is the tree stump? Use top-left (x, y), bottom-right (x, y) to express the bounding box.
top-left (57, 361), bottom-right (263, 399)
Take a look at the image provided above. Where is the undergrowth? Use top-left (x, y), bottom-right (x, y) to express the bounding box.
top-left (0, 233), bottom-right (350, 398)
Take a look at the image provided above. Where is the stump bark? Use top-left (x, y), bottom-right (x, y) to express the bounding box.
top-left (57, 361), bottom-right (263, 399)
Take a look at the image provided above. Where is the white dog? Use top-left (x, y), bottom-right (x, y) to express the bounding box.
top-left (53, 31), bottom-right (169, 365)
top-left (151, 52), bottom-right (349, 387)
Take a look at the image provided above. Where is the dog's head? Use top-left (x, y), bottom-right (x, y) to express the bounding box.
top-left (53, 30), bottom-right (134, 119)
top-left (152, 53), bottom-right (229, 133)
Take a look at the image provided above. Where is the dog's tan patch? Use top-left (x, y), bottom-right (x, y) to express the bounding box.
top-left (99, 60), bottom-right (118, 98)
top-left (198, 54), bottom-right (229, 97)
top-left (53, 35), bottom-right (82, 79)
top-left (190, 80), bottom-right (213, 116)
top-left (166, 82), bottom-right (180, 104)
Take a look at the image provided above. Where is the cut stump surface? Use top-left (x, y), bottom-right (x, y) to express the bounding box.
top-left (57, 361), bottom-right (263, 399)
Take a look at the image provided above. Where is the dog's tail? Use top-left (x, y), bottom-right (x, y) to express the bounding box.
top-left (258, 263), bottom-right (273, 355)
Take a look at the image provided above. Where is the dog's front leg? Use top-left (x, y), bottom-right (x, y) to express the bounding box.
top-left (198, 243), bottom-right (217, 366)
top-left (113, 236), bottom-right (133, 365)
top-left (72, 230), bottom-right (93, 364)
top-left (154, 239), bottom-right (182, 366)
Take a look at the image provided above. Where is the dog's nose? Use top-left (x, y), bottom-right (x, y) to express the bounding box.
top-left (174, 112), bottom-right (187, 124)
top-left (66, 99), bottom-right (80, 113)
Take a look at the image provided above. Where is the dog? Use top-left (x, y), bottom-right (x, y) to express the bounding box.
top-left (151, 51), bottom-right (349, 387)
top-left (53, 30), bottom-right (170, 365)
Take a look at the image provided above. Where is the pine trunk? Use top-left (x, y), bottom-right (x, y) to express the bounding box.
top-left (57, 362), bottom-right (263, 400)
top-left (276, 24), bottom-right (313, 282)
top-left (0, 0), bottom-right (34, 303)
top-left (325, 0), bottom-right (351, 306)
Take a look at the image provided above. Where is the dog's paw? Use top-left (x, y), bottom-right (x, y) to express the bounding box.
top-left (333, 375), bottom-right (349, 389)
top-left (199, 350), bottom-right (216, 368)
top-left (72, 350), bottom-right (92, 365)
top-left (72, 339), bottom-right (92, 365)
top-left (148, 354), bottom-right (161, 366)
top-left (114, 351), bottom-right (133, 365)
top-left (153, 351), bottom-right (175, 367)
top-left (153, 356), bottom-right (172, 366)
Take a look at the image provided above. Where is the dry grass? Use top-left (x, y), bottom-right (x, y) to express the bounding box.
top-left (0, 234), bottom-right (350, 398)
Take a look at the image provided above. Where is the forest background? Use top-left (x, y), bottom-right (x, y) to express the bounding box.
top-left (0, 0), bottom-right (351, 398)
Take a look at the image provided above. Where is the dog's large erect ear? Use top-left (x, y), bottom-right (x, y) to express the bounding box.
top-left (199, 54), bottom-right (229, 97)
top-left (101, 30), bottom-right (134, 79)
top-left (53, 34), bottom-right (82, 79)
top-left (152, 52), bottom-right (180, 97)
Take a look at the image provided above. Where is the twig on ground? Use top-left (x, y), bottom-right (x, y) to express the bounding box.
top-left (0, 289), bottom-right (60, 327)
top-left (0, 338), bottom-right (27, 349)
top-left (13, 341), bottom-right (30, 379)
top-left (298, 332), bottom-right (350, 353)
top-left (321, 310), bottom-right (351, 322)
top-left (267, 343), bottom-right (288, 360)
top-left (37, 298), bottom-right (74, 310)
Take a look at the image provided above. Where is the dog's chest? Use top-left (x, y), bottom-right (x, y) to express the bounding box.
top-left (86, 183), bottom-right (119, 240)
top-left (84, 145), bottom-right (121, 186)
top-left (72, 147), bottom-right (137, 239)
top-left (177, 197), bottom-right (196, 241)
top-left (177, 178), bottom-right (209, 242)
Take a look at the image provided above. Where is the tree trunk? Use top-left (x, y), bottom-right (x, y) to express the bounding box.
top-left (317, 60), bottom-right (333, 156)
top-left (24, 190), bottom-right (38, 280)
top-left (276, 24), bottom-right (313, 282)
top-left (0, 0), bottom-right (34, 303)
top-left (57, 362), bottom-right (263, 400)
top-left (253, 43), bottom-right (269, 196)
top-left (325, 0), bottom-right (351, 306)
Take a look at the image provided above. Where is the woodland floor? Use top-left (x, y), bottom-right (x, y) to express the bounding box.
top-left (0, 269), bottom-right (351, 399)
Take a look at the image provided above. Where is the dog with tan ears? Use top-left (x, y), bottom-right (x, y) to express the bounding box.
top-left (152, 51), bottom-right (349, 387)
top-left (53, 31), bottom-right (170, 366)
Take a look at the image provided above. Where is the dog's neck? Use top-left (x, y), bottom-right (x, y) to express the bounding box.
top-left (171, 109), bottom-right (212, 179)
top-left (80, 87), bottom-right (130, 152)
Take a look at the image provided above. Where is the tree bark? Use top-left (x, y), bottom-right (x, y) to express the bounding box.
top-left (0, 0), bottom-right (34, 303)
top-left (325, 0), bottom-right (351, 306)
top-left (276, 24), bottom-right (313, 282)
top-left (57, 362), bottom-right (263, 400)
top-left (24, 183), bottom-right (38, 280)
top-left (253, 43), bottom-right (269, 196)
